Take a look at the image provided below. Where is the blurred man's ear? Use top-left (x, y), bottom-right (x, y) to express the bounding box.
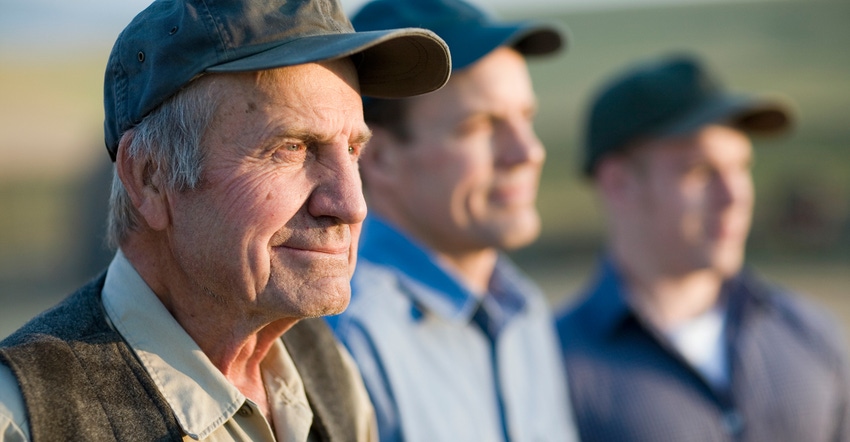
top-left (359, 127), bottom-right (404, 187)
top-left (596, 155), bottom-right (631, 204)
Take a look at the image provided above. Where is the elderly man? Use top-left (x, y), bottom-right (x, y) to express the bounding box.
top-left (0, 0), bottom-right (450, 440)
top-left (556, 53), bottom-right (850, 441)
top-left (327, 0), bottom-right (577, 441)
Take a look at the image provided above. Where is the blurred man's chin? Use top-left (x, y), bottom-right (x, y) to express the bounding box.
top-left (495, 216), bottom-right (541, 250)
top-left (708, 246), bottom-right (745, 277)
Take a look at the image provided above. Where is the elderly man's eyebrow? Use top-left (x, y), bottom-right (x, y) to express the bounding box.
top-left (352, 130), bottom-right (373, 146)
top-left (276, 127), bottom-right (372, 146)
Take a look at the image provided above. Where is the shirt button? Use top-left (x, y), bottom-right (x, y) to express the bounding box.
top-left (237, 404), bottom-right (254, 417)
top-left (722, 410), bottom-right (744, 435)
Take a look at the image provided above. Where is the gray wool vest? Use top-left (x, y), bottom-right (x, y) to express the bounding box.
top-left (0, 273), bottom-right (360, 442)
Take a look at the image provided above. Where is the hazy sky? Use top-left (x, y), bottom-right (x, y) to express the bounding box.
top-left (0, 0), bottom-right (766, 56)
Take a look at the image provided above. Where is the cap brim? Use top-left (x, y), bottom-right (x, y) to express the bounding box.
top-left (512, 23), bottom-right (567, 57)
top-left (660, 94), bottom-right (793, 138)
top-left (437, 22), bottom-right (566, 70)
top-left (207, 28), bottom-right (451, 98)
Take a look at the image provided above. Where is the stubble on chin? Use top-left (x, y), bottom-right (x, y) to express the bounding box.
top-left (264, 253), bottom-right (352, 319)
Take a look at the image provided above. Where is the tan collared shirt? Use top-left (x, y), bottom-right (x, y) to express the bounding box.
top-left (0, 251), bottom-right (377, 442)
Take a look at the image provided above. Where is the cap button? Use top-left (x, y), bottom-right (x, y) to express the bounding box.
top-left (237, 403), bottom-right (254, 417)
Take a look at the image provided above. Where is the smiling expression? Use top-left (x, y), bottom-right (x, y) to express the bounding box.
top-left (370, 47), bottom-right (545, 256)
top-left (165, 60), bottom-right (370, 321)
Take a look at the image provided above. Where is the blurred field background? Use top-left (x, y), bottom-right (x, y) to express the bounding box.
top-left (1, 0), bottom-right (848, 339)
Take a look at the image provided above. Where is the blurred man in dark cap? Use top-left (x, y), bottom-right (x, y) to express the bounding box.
top-left (327, 0), bottom-right (577, 440)
top-left (0, 0), bottom-right (450, 440)
top-left (557, 53), bottom-right (850, 441)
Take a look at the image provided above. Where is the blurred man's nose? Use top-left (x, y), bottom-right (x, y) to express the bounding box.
top-left (496, 119), bottom-right (546, 168)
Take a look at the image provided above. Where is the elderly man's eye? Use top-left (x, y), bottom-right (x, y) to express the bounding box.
top-left (348, 144), bottom-right (366, 157)
top-left (269, 142), bottom-right (308, 162)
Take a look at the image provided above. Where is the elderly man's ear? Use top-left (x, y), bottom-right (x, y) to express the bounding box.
top-left (115, 132), bottom-right (171, 232)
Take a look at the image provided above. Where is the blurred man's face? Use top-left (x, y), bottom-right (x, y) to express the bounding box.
top-left (623, 124), bottom-right (754, 277)
top-left (374, 47), bottom-right (545, 255)
top-left (166, 60), bottom-right (369, 322)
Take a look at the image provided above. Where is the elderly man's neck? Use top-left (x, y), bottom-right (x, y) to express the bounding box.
top-left (121, 240), bottom-right (296, 415)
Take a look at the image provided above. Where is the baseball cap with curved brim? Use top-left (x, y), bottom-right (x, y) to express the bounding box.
top-left (351, 0), bottom-right (567, 71)
top-left (103, 0), bottom-right (452, 159)
top-left (583, 54), bottom-right (793, 177)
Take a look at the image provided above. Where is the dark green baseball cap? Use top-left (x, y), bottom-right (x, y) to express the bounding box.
top-left (103, 0), bottom-right (452, 160)
top-left (583, 54), bottom-right (793, 177)
top-left (350, 0), bottom-right (567, 71)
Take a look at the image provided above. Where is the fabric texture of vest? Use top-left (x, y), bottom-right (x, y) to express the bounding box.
top-left (0, 273), bottom-right (360, 442)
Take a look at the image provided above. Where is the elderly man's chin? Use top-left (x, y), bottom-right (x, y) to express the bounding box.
top-left (309, 276), bottom-right (353, 316)
top-left (265, 264), bottom-right (353, 319)
top-left (303, 286), bottom-right (351, 318)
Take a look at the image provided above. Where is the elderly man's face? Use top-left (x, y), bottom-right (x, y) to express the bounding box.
top-left (168, 59), bottom-right (369, 320)
top-left (379, 47), bottom-right (545, 254)
top-left (621, 124), bottom-right (755, 278)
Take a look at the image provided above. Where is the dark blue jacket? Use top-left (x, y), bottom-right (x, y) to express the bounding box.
top-left (557, 258), bottom-right (850, 442)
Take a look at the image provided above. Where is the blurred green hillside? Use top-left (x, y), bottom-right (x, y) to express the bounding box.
top-left (0, 0), bottom-right (848, 337)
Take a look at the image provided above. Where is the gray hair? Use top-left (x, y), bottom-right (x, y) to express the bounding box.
top-left (106, 75), bottom-right (221, 249)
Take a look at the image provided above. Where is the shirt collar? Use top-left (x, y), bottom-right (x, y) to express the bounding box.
top-left (358, 215), bottom-right (527, 325)
top-left (262, 338), bottom-right (313, 442)
top-left (580, 255), bottom-right (772, 340)
top-left (101, 250), bottom-right (245, 440)
top-left (578, 255), bottom-right (635, 339)
top-left (721, 267), bottom-right (773, 326)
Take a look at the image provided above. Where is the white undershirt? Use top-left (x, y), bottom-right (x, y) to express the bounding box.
top-left (664, 305), bottom-right (729, 390)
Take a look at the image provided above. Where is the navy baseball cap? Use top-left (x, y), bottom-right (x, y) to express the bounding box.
top-left (582, 53), bottom-right (793, 176)
top-left (104, 0), bottom-right (452, 160)
top-left (351, 0), bottom-right (567, 71)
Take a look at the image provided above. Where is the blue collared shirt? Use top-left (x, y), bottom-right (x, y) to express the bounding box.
top-left (556, 256), bottom-right (850, 442)
top-left (329, 216), bottom-right (578, 442)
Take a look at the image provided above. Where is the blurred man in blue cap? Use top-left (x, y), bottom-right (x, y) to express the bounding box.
top-left (556, 53), bottom-right (850, 441)
top-left (0, 0), bottom-right (450, 440)
top-left (327, 0), bottom-right (577, 440)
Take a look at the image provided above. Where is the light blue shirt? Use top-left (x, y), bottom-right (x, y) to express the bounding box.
top-left (328, 216), bottom-right (578, 442)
